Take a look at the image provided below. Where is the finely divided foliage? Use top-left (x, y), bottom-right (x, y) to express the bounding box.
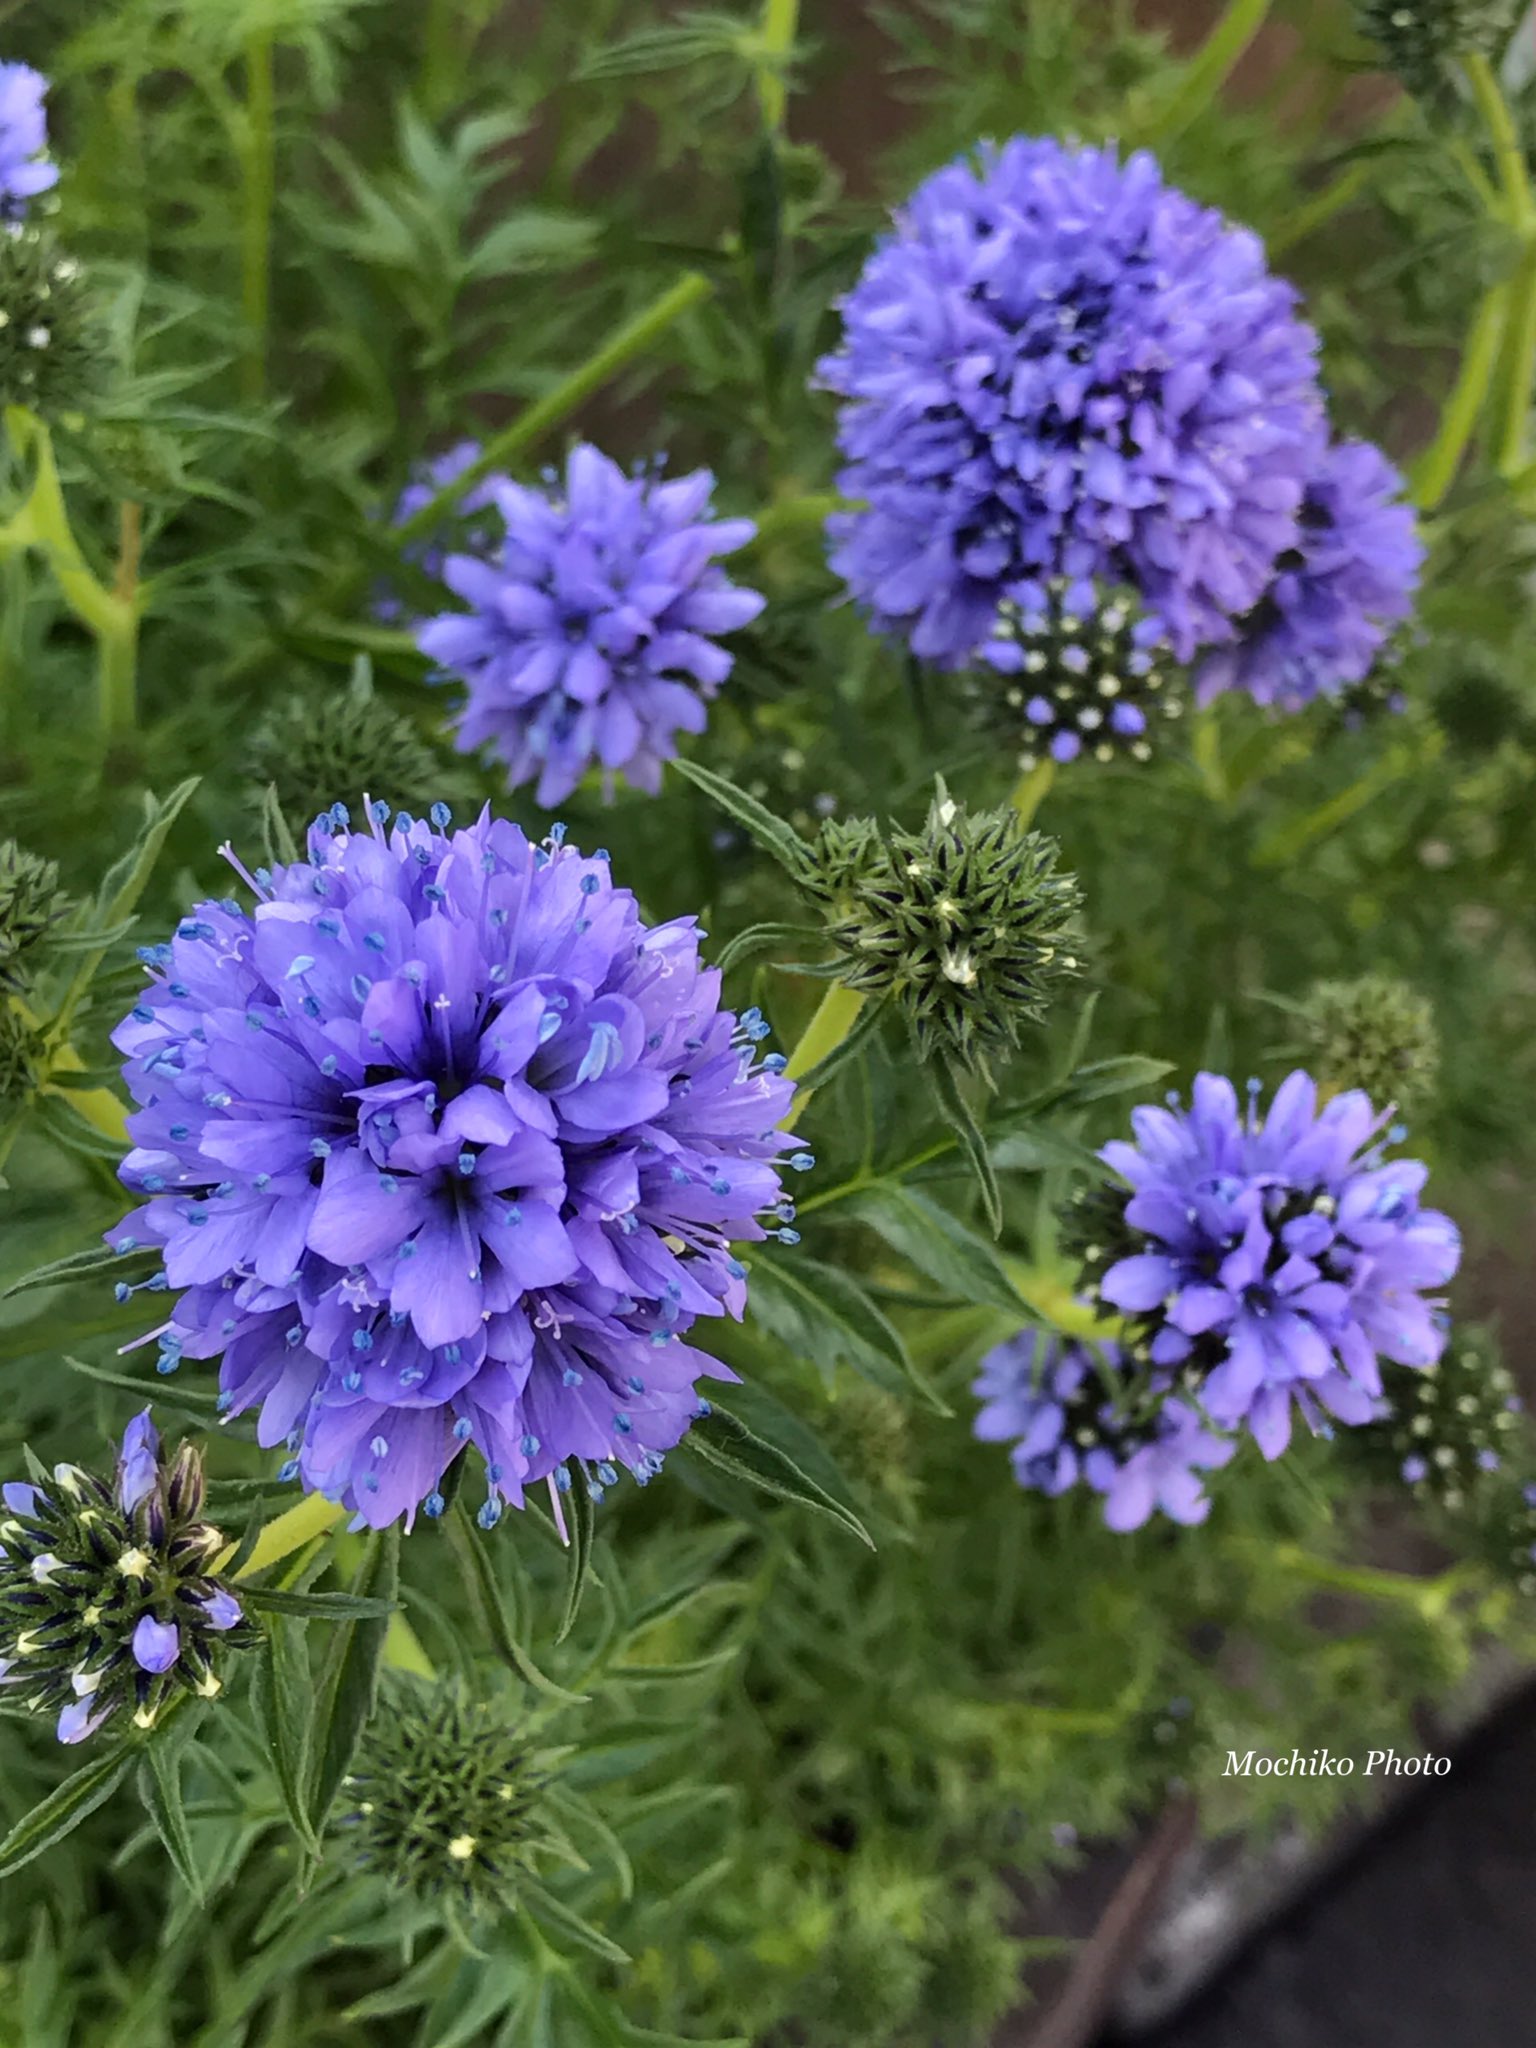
top-left (2, 5), bottom-right (1536, 2043)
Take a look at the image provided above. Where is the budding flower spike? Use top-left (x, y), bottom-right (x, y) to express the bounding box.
top-left (417, 443), bottom-right (765, 805)
top-left (0, 839), bottom-right (68, 995)
top-left (1354, 0), bottom-right (1525, 101)
top-left (341, 1678), bottom-right (567, 1912)
top-left (110, 801), bottom-right (797, 1529)
top-left (1076, 1071), bottom-right (1462, 1461)
top-left (808, 781), bottom-right (1082, 1077)
top-left (1295, 974), bottom-right (1439, 1113)
top-left (0, 1411), bottom-right (256, 1742)
top-left (1351, 1324), bottom-right (1523, 1512)
top-left (0, 228), bottom-right (108, 417)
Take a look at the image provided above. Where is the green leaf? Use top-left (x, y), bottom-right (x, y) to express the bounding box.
top-left (257, 781), bottom-right (300, 867)
top-left (445, 1507), bottom-right (588, 1705)
top-left (843, 1184), bottom-right (1027, 1315)
top-left (1018, 1055), bottom-right (1175, 1118)
top-left (0, 1744), bottom-right (136, 1879)
top-left (927, 1059), bottom-right (1003, 1238)
top-left (682, 1403), bottom-right (873, 1547)
top-left (715, 921), bottom-right (821, 974)
top-left (54, 777), bottom-right (200, 1033)
top-left (518, 1877), bottom-right (632, 1967)
top-left (305, 1528), bottom-right (399, 1842)
top-left (252, 1616), bottom-right (323, 1859)
top-left (240, 1584), bottom-right (398, 1621)
top-left (670, 756), bottom-right (815, 883)
top-left (0, 1240), bottom-right (152, 1304)
top-left (555, 1480), bottom-right (597, 1646)
top-left (747, 1251), bottom-right (946, 1412)
top-left (59, 1353), bottom-right (222, 1419)
top-left (137, 1730), bottom-right (204, 1903)
top-left (989, 1125), bottom-right (1104, 1175)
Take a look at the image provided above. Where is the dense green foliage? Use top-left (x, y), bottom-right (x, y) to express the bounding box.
top-left (3, 2), bottom-right (1536, 2043)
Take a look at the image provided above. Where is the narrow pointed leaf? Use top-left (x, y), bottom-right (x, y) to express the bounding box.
top-left (0, 1744), bottom-right (136, 1879)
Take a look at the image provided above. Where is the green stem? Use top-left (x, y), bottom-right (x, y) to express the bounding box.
top-left (1497, 240), bottom-right (1536, 473)
top-left (240, 34), bottom-right (275, 404)
top-left (756, 0), bottom-right (800, 134)
top-left (1268, 160), bottom-right (1370, 257)
top-left (1145, 0), bottom-right (1275, 144)
top-left (1464, 49), bottom-right (1534, 229)
top-left (745, 489), bottom-right (843, 553)
top-left (1410, 283), bottom-right (1510, 509)
top-left (394, 272), bottom-right (714, 546)
top-left (1011, 759), bottom-right (1056, 828)
top-left (781, 982), bottom-right (865, 1132)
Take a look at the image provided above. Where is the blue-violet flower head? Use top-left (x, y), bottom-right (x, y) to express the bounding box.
top-left (1197, 439), bottom-right (1421, 710)
top-left (110, 803), bottom-right (797, 1529)
top-left (972, 1328), bottom-right (1233, 1530)
top-left (1090, 1071), bottom-right (1461, 1460)
top-left (0, 64), bottom-right (57, 219)
top-left (817, 137), bottom-right (1326, 668)
top-left (417, 443), bottom-right (765, 807)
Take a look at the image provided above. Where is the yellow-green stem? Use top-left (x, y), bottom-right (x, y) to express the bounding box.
top-left (746, 489), bottom-right (842, 553)
top-left (226, 1492), bottom-right (346, 1578)
top-left (384, 1611), bottom-right (437, 1678)
top-left (781, 981), bottom-right (865, 1131)
top-left (1145, 0), bottom-right (1274, 144)
top-left (1269, 160), bottom-right (1370, 256)
top-left (1011, 758), bottom-right (1056, 828)
top-left (757, 0), bottom-right (800, 134)
top-left (394, 273), bottom-right (714, 546)
top-left (1498, 240), bottom-right (1536, 474)
top-left (1410, 284), bottom-right (1510, 509)
top-left (240, 34), bottom-right (275, 404)
top-left (1465, 49), bottom-right (1535, 229)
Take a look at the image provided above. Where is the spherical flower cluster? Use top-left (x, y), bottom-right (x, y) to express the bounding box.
top-left (975, 576), bottom-right (1182, 769)
top-left (1351, 1325), bottom-right (1522, 1510)
top-left (809, 785), bottom-right (1081, 1075)
top-left (1296, 973), bottom-right (1439, 1112)
top-left (972, 1329), bottom-right (1233, 1529)
top-left (418, 443), bottom-right (765, 807)
top-left (0, 837), bottom-right (67, 994)
top-left (0, 1412), bottom-right (255, 1742)
top-left (1196, 442), bottom-right (1421, 712)
top-left (0, 63), bottom-right (57, 220)
top-left (341, 1679), bottom-right (564, 1910)
top-left (1086, 1071), bottom-right (1461, 1459)
top-left (110, 802), bottom-right (797, 1530)
top-left (818, 138), bottom-right (1327, 670)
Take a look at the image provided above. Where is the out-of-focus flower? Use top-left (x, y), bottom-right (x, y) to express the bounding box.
top-left (418, 444), bottom-right (764, 806)
top-left (0, 63), bottom-right (57, 219)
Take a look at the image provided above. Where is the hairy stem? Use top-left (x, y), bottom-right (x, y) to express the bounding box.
top-left (1410, 284), bottom-right (1510, 508)
top-left (781, 982), bottom-right (865, 1132)
top-left (756, 0), bottom-right (800, 134)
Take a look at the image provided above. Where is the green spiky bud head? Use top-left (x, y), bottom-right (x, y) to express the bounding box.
top-left (1299, 973), bottom-right (1439, 1110)
top-left (0, 1001), bottom-right (44, 1109)
top-left (341, 1680), bottom-right (566, 1912)
top-left (0, 228), bottom-right (109, 418)
top-left (808, 782), bottom-right (1083, 1076)
top-left (972, 577), bottom-right (1186, 772)
top-left (249, 666), bottom-right (446, 833)
top-left (1351, 1325), bottom-right (1524, 1514)
top-left (0, 839), bottom-right (68, 994)
top-left (0, 1415), bottom-right (257, 1741)
top-left (1354, 0), bottom-right (1523, 100)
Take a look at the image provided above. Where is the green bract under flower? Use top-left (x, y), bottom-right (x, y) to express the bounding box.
top-left (341, 1680), bottom-right (566, 1911)
top-left (0, 226), bottom-right (108, 417)
top-left (0, 838), bottom-right (67, 994)
top-left (808, 785), bottom-right (1082, 1076)
top-left (1299, 973), bottom-right (1439, 1110)
top-left (0, 1414), bottom-right (257, 1741)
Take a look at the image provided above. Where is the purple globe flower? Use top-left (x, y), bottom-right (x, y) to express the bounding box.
top-left (817, 137), bottom-right (1326, 669)
top-left (0, 64), bottom-right (57, 220)
top-left (972, 1328), bottom-right (1233, 1530)
top-left (417, 443), bottom-right (765, 807)
top-left (110, 802), bottom-right (798, 1530)
top-left (1091, 1072), bottom-right (1461, 1460)
top-left (1196, 440), bottom-right (1422, 710)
